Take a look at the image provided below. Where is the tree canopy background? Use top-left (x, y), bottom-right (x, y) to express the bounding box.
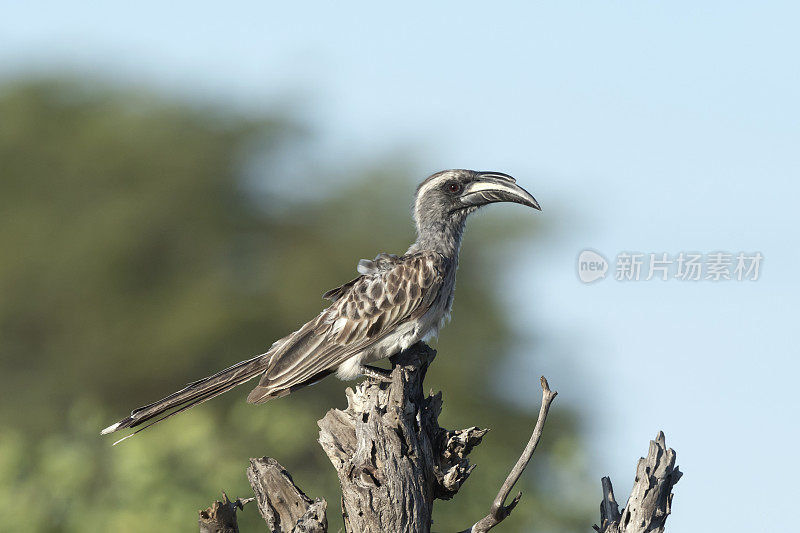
top-left (0, 79), bottom-right (593, 532)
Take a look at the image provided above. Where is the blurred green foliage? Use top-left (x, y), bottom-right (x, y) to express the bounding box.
top-left (0, 80), bottom-right (592, 532)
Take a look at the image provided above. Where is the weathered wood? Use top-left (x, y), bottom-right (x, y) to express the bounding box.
top-left (196, 341), bottom-right (682, 533)
top-left (199, 492), bottom-right (252, 533)
top-left (246, 457), bottom-right (327, 533)
top-left (594, 432), bottom-right (682, 533)
top-left (317, 342), bottom-right (485, 533)
top-left (460, 376), bottom-right (558, 533)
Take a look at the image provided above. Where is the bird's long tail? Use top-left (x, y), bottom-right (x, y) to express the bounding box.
top-left (100, 353), bottom-right (270, 445)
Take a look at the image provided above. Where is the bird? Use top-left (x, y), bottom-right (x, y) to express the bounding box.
top-left (101, 169), bottom-right (540, 444)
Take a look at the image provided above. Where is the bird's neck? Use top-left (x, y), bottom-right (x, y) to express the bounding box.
top-left (407, 217), bottom-right (466, 260)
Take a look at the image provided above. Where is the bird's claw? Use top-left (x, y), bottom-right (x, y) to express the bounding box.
top-left (359, 365), bottom-right (393, 382)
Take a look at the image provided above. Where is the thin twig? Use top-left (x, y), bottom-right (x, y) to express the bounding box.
top-left (460, 376), bottom-right (558, 533)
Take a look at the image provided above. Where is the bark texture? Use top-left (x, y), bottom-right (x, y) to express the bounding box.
top-left (317, 342), bottom-right (486, 533)
top-left (594, 431), bottom-right (682, 533)
top-left (199, 492), bottom-right (251, 533)
top-left (247, 457), bottom-right (327, 533)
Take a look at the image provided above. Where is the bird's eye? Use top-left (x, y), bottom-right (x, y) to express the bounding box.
top-left (447, 182), bottom-right (462, 193)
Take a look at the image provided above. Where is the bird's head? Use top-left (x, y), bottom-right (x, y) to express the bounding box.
top-left (413, 169), bottom-right (540, 229)
top-left (409, 169), bottom-right (540, 255)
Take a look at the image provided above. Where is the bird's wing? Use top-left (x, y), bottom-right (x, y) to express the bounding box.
top-left (322, 253), bottom-right (401, 301)
top-left (248, 251), bottom-right (447, 403)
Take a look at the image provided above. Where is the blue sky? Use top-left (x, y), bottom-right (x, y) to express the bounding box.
top-left (3, 2), bottom-right (798, 531)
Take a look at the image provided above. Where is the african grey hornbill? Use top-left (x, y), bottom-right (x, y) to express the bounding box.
top-left (101, 169), bottom-right (540, 443)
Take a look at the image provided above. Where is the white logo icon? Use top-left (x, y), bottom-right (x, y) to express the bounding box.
top-left (578, 250), bottom-right (608, 283)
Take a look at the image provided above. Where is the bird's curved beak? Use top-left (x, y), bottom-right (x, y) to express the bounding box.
top-left (459, 172), bottom-right (541, 211)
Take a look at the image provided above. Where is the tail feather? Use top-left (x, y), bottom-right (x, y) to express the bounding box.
top-left (101, 353), bottom-right (270, 442)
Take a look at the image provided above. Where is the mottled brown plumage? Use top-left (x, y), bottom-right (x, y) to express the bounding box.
top-left (247, 251), bottom-right (448, 404)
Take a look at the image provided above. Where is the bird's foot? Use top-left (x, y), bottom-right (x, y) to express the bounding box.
top-left (359, 365), bottom-right (393, 382)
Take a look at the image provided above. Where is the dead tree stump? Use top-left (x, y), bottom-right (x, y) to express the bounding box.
top-left (197, 342), bottom-right (679, 532)
top-left (317, 342), bottom-right (487, 532)
top-left (594, 432), bottom-right (682, 533)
